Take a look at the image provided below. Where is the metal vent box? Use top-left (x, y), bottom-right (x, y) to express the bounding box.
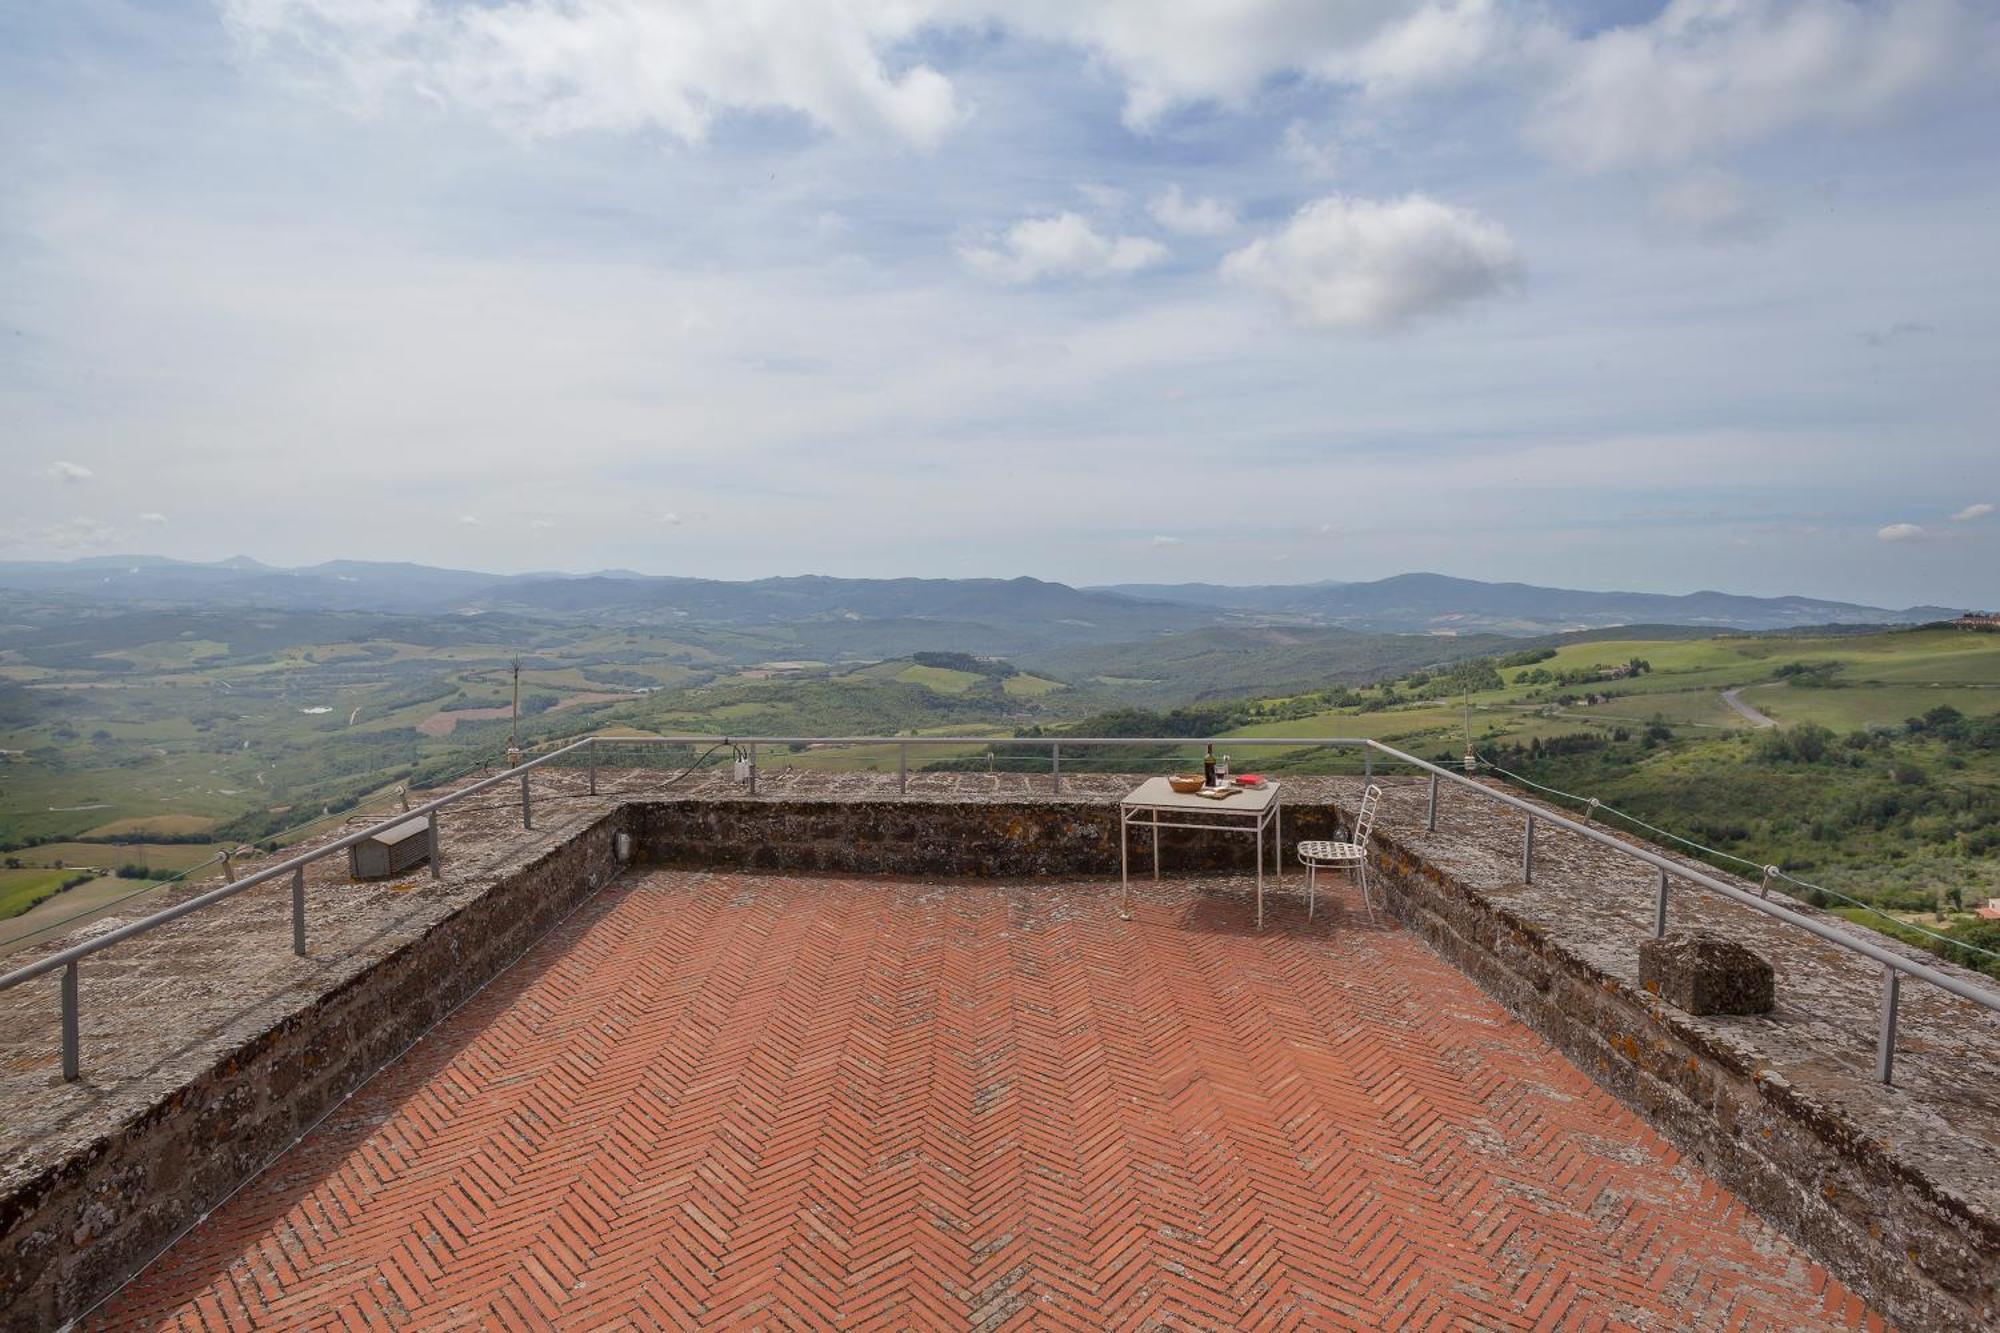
top-left (348, 816), bottom-right (432, 880)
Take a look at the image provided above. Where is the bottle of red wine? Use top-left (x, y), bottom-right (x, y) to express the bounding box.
top-left (1203, 743), bottom-right (1216, 789)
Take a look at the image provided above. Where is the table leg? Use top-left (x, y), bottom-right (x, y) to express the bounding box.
top-left (1152, 809), bottom-right (1160, 881)
top-left (1256, 815), bottom-right (1265, 930)
top-left (1120, 808), bottom-right (1130, 920)
top-left (1275, 799), bottom-right (1283, 879)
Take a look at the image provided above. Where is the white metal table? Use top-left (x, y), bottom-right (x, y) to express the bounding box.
top-left (1119, 777), bottom-right (1283, 927)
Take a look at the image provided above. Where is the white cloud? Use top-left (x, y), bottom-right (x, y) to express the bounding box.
top-left (1649, 171), bottom-right (1771, 245)
top-left (217, 0), bottom-right (1980, 181)
top-left (1151, 534), bottom-right (1181, 546)
top-left (1340, 0), bottom-right (1517, 95)
top-left (459, 514), bottom-right (480, 526)
top-left (138, 511), bottom-right (168, 525)
top-left (1149, 186), bottom-right (1237, 237)
top-left (960, 212), bottom-right (1168, 283)
top-left (1222, 194), bottom-right (1521, 331)
top-left (1952, 503), bottom-right (1995, 522)
top-left (529, 517), bottom-right (557, 530)
top-left (1281, 121), bottom-right (1342, 178)
top-left (658, 511), bottom-right (684, 526)
top-left (1530, 0), bottom-right (1974, 170)
top-left (222, 0), bottom-right (960, 148)
top-left (987, 0), bottom-right (1519, 128)
top-left (1877, 523), bottom-right (1927, 542)
top-left (45, 460), bottom-right (94, 483)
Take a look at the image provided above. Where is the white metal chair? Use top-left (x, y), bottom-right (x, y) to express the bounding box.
top-left (1297, 784), bottom-right (1383, 922)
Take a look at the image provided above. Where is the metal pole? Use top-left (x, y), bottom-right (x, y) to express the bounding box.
top-left (588, 739), bottom-right (597, 796)
top-left (428, 809), bottom-right (442, 879)
top-left (1363, 748), bottom-right (1373, 786)
top-left (521, 772), bottom-right (533, 829)
top-left (291, 866), bottom-right (306, 957)
top-left (1654, 868), bottom-right (1669, 937)
top-left (1426, 773), bottom-right (1438, 833)
top-left (748, 742), bottom-right (757, 796)
top-left (1877, 967), bottom-right (1901, 1085)
top-left (898, 742), bottom-right (908, 795)
top-left (61, 961), bottom-right (79, 1082)
top-left (1522, 814), bottom-right (1535, 884)
top-left (1052, 742), bottom-right (1062, 795)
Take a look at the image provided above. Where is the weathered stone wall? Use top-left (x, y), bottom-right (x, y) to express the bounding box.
top-left (1361, 822), bottom-right (1998, 1331)
top-left (628, 794), bottom-right (1347, 878)
top-left (0, 810), bottom-right (630, 1331)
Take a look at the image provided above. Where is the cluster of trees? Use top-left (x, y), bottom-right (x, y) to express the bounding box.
top-left (1754, 707), bottom-right (2000, 772)
top-left (1402, 658), bottom-right (1506, 700)
top-left (1513, 658), bottom-right (1652, 687)
top-left (1905, 704), bottom-right (2000, 749)
top-left (913, 651), bottom-right (1020, 679)
top-left (1772, 660), bottom-right (1846, 688)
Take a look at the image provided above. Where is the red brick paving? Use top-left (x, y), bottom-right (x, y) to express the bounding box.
top-left (94, 871), bottom-right (1880, 1330)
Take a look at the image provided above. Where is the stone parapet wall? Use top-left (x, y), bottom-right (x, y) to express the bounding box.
top-left (0, 810), bottom-right (630, 1331)
top-left (1361, 821), bottom-right (1998, 1330)
top-left (629, 793), bottom-right (1347, 878)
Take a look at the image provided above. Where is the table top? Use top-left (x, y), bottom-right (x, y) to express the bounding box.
top-left (1120, 776), bottom-right (1280, 815)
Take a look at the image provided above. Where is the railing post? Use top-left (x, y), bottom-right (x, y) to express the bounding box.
top-left (898, 742), bottom-right (908, 794)
top-left (1363, 747), bottom-right (1373, 786)
top-left (1052, 742), bottom-right (1062, 795)
top-left (748, 742), bottom-right (758, 796)
top-left (1654, 868), bottom-right (1669, 937)
top-left (1426, 772), bottom-right (1438, 832)
top-left (1877, 966), bottom-right (1901, 1085)
top-left (291, 866), bottom-right (306, 957)
top-left (61, 961), bottom-right (80, 1082)
top-left (428, 809), bottom-right (442, 879)
top-left (1522, 814), bottom-right (1535, 884)
top-left (520, 771), bottom-right (533, 829)
top-left (1585, 797), bottom-right (1600, 825)
top-left (588, 739), bottom-right (597, 797)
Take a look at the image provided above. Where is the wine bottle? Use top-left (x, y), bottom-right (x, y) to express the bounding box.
top-left (1203, 743), bottom-right (1216, 789)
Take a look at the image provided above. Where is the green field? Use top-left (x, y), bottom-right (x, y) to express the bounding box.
top-left (7, 841), bottom-right (220, 873)
top-left (0, 866), bottom-right (106, 919)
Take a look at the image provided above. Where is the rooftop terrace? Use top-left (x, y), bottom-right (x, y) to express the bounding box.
top-left (2, 752), bottom-right (1996, 1328)
top-left (93, 868), bottom-right (1865, 1329)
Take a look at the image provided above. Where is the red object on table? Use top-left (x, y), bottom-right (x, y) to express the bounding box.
top-left (1234, 774), bottom-right (1265, 787)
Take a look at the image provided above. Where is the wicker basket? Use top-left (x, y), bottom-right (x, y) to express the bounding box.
top-left (1168, 774), bottom-right (1204, 794)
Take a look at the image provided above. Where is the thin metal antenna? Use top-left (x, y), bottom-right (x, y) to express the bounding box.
top-left (1462, 677), bottom-right (1476, 772)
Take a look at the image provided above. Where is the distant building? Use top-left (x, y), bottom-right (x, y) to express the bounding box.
top-left (1950, 612), bottom-right (2000, 631)
top-left (1978, 897), bottom-right (2000, 922)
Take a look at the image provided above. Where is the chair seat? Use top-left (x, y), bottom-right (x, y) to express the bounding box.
top-left (1298, 840), bottom-right (1365, 863)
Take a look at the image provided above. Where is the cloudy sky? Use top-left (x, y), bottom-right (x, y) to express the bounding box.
top-left (2, 0), bottom-right (1997, 606)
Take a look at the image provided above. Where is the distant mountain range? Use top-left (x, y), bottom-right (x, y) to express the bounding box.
top-left (0, 557), bottom-right (1957, 637)
top-left (1095, 572), bottom-right (1956, 634)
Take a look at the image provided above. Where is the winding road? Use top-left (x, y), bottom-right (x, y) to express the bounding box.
top-left (1722, 686), bottom-right (1778, 728)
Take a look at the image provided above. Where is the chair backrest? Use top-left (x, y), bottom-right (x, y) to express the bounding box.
top-left (1353, 784), bottom-right (1383, 847)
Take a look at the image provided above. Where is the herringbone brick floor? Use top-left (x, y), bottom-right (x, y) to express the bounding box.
top-left (93, 871), bottom-right (1881, 1331)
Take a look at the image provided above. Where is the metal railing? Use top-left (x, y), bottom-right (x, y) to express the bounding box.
top-left (5, 732), bottom-right (1996, 1087)
top-left (0, 737), bottom-right (594, 1081)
